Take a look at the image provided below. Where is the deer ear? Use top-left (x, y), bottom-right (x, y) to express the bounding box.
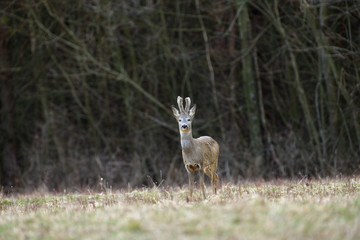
top-left (171, 105), bottom-right (180, 119)
top-left (189, 104), bottom-right (196, 119)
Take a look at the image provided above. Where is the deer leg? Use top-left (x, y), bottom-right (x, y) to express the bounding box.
top-left (204, 165), bottom-right (218, 195)
top-left (204, 166), bottom-right (212, 179)
top-left (213, 172), bottom-right (219, 194)
top-left (188, 171), bottom-right (195, 197)
top-left (204, 166), bottom-right (214, 192)
top-left (199, 169), bottom-right (206, 199)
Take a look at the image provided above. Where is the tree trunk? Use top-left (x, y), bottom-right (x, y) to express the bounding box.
top-left (238, 2), bottom-right (263, 175)
top-left (0, 18), bottom-right (21, 188)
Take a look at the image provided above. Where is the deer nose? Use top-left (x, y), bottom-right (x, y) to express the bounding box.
top-left (182, 124), bottom-right (188, 129)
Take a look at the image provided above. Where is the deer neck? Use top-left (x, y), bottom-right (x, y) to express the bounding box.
top-left (180, 131), bottom-right (194, 150)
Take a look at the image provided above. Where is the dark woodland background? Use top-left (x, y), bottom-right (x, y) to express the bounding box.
top-left (1, 0), bottom-right (360, 191)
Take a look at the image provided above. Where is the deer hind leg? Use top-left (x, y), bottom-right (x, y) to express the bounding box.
top-left (213, 172), bottom-right (219, 194)
top-left (204, 164), bottom-right (218, 194)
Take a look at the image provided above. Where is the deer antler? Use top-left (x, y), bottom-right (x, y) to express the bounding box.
top-left (177, 96), bottom-right (185, 113)
top-left (185, 97), bottom-right (191, 113)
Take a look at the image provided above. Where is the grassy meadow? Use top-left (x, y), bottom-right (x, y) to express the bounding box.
top-left (1, 178), bottom-right (360, 240)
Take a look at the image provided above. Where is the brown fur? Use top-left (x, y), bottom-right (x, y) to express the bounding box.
top-left (172, 96), bottom-right (219, 199)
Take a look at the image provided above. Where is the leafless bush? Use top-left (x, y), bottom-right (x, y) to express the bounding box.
top-left (1, 0), bottom-right (360, 190)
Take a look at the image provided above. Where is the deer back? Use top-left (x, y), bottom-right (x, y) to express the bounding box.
top-left (182, 136), bottom-right (219, 168)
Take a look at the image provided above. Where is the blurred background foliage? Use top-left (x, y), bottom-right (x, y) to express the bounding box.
top-left (1, 0), bottom-right (360, 191)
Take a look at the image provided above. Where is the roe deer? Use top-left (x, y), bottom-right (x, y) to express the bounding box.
top-left (171, 96), bottom-right (219, 199)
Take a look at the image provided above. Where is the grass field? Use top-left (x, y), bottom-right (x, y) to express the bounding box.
top-left (1, 178), bottom-right (360, 240)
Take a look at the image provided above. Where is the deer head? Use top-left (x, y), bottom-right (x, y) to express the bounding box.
top-left (171, 96), bottom-right (196, 134)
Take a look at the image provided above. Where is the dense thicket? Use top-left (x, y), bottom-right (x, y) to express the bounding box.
top-left (1, 0), bottom-right (360, 191)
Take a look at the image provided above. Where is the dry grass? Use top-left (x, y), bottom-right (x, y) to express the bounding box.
top-left (1, 178), bottom-right (360, 239)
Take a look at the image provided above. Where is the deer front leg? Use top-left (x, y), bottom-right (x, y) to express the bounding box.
top-left (199, 169), bottom-right (206, 199)
top-left (188, 170), bottom-right (195, 197)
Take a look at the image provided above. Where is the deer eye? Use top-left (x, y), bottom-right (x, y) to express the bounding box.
top-left (187, 118), bottom-right (191, 122)
top-left (178, 119), bottom-right (182, 122)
